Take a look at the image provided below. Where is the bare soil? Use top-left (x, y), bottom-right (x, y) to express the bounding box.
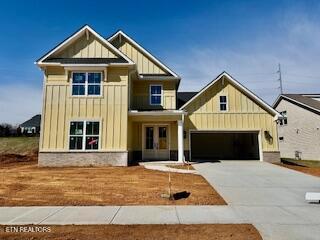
top-left (275, 163), bottom-right (320, 177)
top-left (0, 224), bottom-right (262, 240)
top-left (0, 155), bottom-right (225, 206)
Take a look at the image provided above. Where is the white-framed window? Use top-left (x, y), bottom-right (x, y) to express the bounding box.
top-left (150, 85), bottom-right (162, 105)
top-left (219, 95), bottom-right (228, 111)
top-left (279, 111), bottom-right (288, 126)
top-left (72, 72), bottom-right (102, 96)
top-left (69, 121), bottom-right (100, 150)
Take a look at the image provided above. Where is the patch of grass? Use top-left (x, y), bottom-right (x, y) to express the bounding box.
top-left (0, 224), bottom-right (262, 240)
top-left (281, 158), bottom-right (320, 168)
top-left (0, 137), bottom-right (39, 155)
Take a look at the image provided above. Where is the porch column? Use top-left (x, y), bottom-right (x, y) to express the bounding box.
top-left (177, 120), bottom-right (184, 163)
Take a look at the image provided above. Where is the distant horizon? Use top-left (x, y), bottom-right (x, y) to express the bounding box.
top-left (1, 0), bottom-right (320, 124)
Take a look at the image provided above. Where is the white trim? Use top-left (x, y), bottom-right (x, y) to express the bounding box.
top-left (179, 72), bottom-right (281, 119)
top-left (70, 71), bottom-right (103, 97)
top-left (219, 94), bottom-right (228, 112)
top-left (108, 30), bottom-right (180, 78)
top-left (142, 123), bottom-right (171, 161)
top-left (36, 25), bottom-right (134, 65)
top-left (128, 110), bottom-right (186, 116)
top-left (177, 120), bottom-right (184, 163)
top-left (149, 84), bottom-right (163, 106)
top-left (273, 94), bottom-right (320, 114)
top-left (68, 119), bottom-right (102, 152)
top-left (188, 129), bottom-right (263, 161)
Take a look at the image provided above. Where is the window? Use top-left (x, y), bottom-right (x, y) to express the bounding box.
top-left (279, 136), bottom-right (284, 141)
top-left (69, 121), bottom-right (99, 150)
top-left (72, 72), bottom-right (101, 96)
top-left (150, 85), bottom-right (162, 105)
top-left (219, 95), bottom-right (228, 111)
top-left (279, 111), bottom-right (288, 126)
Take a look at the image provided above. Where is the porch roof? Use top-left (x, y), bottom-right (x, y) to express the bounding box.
top-left (129, 110), bottom-right (186, 116)
top-left (128, 110), bottom-right (186, 122)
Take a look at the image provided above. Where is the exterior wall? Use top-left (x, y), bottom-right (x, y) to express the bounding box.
top-left (275, 100), bottom-right (320, 160)
top-left (183, 78), bottom-right (279, 154)
top-left (39, 152), bottom-right (128, 167)
top-left (131, 80), bottom-right (176, 110)
top-left (263, 151), bottom-right (281, 163)
top-left (127, 119), bottom-right (178, 162)
top-left (40, 66), bottom-right (129, 153)
top-left (54, 33), bottom-right (118, 58)
top-left (111, 37), bottom-right (166, 74)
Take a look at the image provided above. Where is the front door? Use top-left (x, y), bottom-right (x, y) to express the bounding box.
top-left (143, 125), bottom-right (169, 160)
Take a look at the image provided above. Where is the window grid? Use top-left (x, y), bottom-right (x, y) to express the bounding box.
top-left (72, 72), bottom-right (102, 96)
top-left (219, 95), bottom-right (228, 111)
top-left (279, 111), bottom-right (288, 126)
top-left (69, 121), bottom-right (100, 151)
top-left (150, 85), bottom-right (162, 105)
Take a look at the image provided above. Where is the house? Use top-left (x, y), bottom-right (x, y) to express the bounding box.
top-left (20, 114), bottom-right (41, 135)
top-left (273, 94), bottom-right (320, 161)
top-left (35, 25), bottom-right (280, 166)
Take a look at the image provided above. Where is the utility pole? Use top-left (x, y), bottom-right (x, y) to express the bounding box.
top-left (277, 63), bottom-right (283, 94)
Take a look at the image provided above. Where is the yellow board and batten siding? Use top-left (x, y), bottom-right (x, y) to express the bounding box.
top-left (55, 33), bottom-right (118, 58)
top-left (40, 67), bottom-right (129, 152)
top-left (183, 77), bottom-right (279, 152)
top-left (131, 80), bottom-right (176, 110)
top-left (111, 37), bottom-right (166, 74)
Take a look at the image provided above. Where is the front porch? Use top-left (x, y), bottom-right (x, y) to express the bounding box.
top-left (128, 110), bottom-right (186, 164)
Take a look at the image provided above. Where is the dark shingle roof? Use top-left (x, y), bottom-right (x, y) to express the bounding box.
top-left (177, 92), bottom-right (198, 108)
top-left (20, 115), bottom-right (41, 128)
top-left (43, 58), bottom-right (127, 64)
top-left (140, 73), bottom-right (172, 77)
top-left (282, 94), bottom-right (320, 112)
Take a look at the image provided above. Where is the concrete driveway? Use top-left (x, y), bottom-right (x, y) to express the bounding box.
top-left (193, 161), bottom-right (320, 240)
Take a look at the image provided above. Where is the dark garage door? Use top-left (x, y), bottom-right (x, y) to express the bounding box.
top-left (190, 132), bottom-right (260, 161)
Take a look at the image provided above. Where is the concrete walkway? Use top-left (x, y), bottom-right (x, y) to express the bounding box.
top-left (193, 161), bottom-right (320, 240)
top-left (1, 161), bottom-right (320, 240)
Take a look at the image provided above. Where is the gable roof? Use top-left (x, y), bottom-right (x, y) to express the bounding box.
top-left (273, 94), bottom-right (320, 114)
top-left (36, 25), bottom-right (134, 66)
top-left (107, 30), bottom-right (180, 79)
top-left (177, 92), bottom-right (198, 108)
top-left (20, 114), bottom-right (41, 128)
top-left (179, 71), bottom-right (281, 118)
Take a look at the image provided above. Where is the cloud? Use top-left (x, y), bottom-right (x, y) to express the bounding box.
top-left (0, 84), bottom-right (42, 125)
top-left (169, 12), bottom-right (320, 104)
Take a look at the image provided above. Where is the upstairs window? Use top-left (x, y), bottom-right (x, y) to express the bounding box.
top-left (279, 111), bottom-right (288, 126)
top-left (219, 95), bottom-right (228, 111)
top-left (150, 85), bottom-right (162, 105)
top-left (72, 72), bottom-right (101, 96)
top-left (69, 121), bottom-right (99, 150)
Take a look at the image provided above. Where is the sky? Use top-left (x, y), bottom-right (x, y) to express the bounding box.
top-left (1, 0), bottom-right (320, 124)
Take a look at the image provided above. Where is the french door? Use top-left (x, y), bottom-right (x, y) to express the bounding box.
top-left (143, 125), bottom-right (169, 160)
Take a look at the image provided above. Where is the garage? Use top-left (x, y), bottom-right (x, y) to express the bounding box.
top-left (190, 131), bottom-right (260, 161)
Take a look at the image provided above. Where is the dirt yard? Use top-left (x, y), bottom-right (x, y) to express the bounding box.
top-left (0, 224), bottom-right (262, 240)
top-left (0, 157), bottom-right (225, 206)
top-left (276, 163), bottom-right (320, 177)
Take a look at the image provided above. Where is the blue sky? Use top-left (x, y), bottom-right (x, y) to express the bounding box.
top-left (1, 0), bottom-right (320, 124)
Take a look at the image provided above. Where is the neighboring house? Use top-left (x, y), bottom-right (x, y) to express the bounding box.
top-left (35, 25), bottom-right (280, 166)
top-left (20, 114), bottom-right (41, 135)
top-left (273, 94), bottom-right (320, 161)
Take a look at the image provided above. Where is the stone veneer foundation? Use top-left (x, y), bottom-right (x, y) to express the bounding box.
top-left (38, 152), bottom-right (128, 167)
top-left (262, 151), bottom-right (281, 163)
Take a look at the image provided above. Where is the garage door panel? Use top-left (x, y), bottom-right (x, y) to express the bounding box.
top-left (190, 132), bottom-right (259, 161)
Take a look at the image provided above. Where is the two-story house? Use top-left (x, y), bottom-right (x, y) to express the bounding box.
top-left (36, 25), bottom-right (280, 166)
top-left (273, 94), bottom-right (320, 161)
